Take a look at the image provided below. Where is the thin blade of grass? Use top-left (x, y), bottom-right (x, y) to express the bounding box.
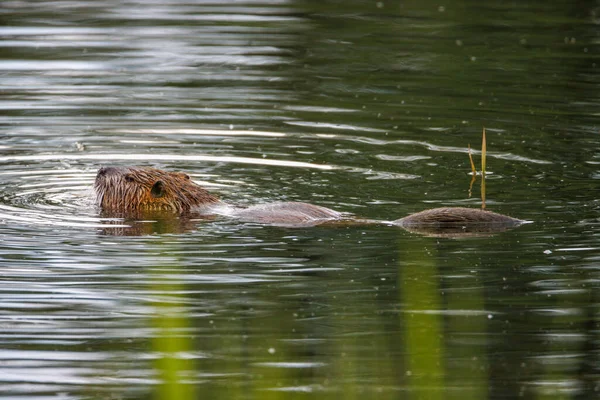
top-left (481, 128), bottom-right (486, 176)
top-left (481, 173), bottom-right (486, 209)
top-left (468, 144), bottom-right (476, 175)
top-left (480, 127), bottom-right (487, 209)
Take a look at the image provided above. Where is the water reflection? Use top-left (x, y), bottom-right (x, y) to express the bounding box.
top-left (1, 0), bottom-right (600, 398)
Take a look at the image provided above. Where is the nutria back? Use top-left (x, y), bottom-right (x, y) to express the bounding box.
top-left (94, 166), bottom-right (219, 214)
top-left (233, 202), bottom-right (343, 227)
top-left (395, 207), bottom-right (522, 226)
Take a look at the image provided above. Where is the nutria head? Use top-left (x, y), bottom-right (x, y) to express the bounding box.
top-left (94, 166), bottom-right (219, 215)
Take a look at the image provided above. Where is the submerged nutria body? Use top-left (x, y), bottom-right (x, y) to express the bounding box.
top-left (94, 166), bottom-right (523, 229)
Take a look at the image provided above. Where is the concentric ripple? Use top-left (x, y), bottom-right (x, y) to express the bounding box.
top-left (0, 168), bottom-right (108, 228)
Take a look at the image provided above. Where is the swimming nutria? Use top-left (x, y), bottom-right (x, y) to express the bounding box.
top-left (94, 166), bottom-right (523, 229)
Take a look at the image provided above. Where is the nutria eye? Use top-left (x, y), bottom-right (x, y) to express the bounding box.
top-left (151, 181), bottom-right (165, 198)
top-left (124, 174), bottom-right (135, 183)
top-left (183, 174), bottom-right (190, 180)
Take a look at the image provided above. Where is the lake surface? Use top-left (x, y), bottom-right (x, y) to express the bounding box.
top-left (1, 0), bottom-right (600, 398)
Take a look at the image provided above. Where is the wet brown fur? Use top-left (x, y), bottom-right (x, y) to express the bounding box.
top-left (94, 166), bottom-right (219, 214)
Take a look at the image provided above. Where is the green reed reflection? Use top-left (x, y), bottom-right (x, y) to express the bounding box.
top-left (152, 274), bottom-right (197, 400)
top-left (401, 244), bottom-right (445, 400)
top-left (400, 239), bottom-right (492, 400)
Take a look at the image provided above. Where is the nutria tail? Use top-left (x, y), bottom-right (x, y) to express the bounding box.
top-left (94, 166), bottom-right (219, 214)
top-left (394, 207), bottom-right (522, 227)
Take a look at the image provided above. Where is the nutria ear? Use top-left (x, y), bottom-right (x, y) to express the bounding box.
top-left (124, 174), bottom-right (135, 182)
top-left (173, 172), bottom-right (190, 180)
top-left (150, 181), bottom-right (165, 198)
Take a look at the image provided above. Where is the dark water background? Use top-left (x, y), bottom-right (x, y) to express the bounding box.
top-left (1, 0), bottom-right (600, 398)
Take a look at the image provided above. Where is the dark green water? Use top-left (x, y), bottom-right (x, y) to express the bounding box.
top-left (1, 0), bottom-right (600, 398)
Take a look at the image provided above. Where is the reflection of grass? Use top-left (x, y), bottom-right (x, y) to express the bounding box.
top-left (401, 245), bottom-right (444, 400)
top-left (400, 239), bottom-right (491, 400)
top-left (152, 276), bottom-right (196, 400)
